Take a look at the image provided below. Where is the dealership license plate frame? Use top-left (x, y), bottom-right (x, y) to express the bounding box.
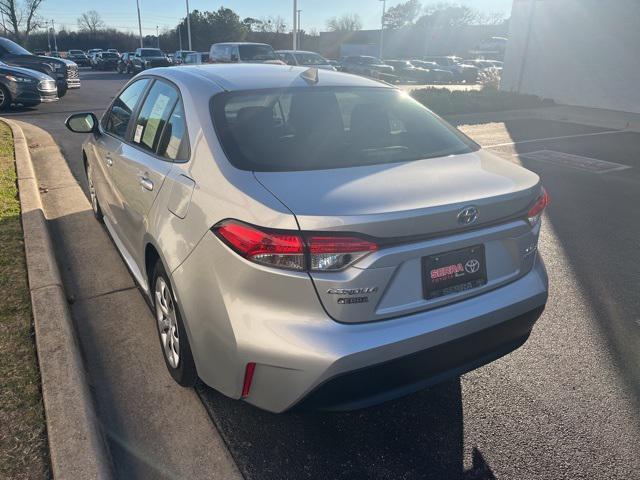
top-left (422, 245), bottom-right (487, 300)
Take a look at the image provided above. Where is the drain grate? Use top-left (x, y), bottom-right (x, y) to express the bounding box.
top-left (518, 150), bottom-right (631, 173)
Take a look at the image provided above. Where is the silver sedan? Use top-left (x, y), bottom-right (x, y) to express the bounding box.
top-left (65, 64), bottom-right (548, 413)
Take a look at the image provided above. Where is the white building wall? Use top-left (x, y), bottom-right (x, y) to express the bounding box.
top-left (501, 0), bottom-right (640, 113)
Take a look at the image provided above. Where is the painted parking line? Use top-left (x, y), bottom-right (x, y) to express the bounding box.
top-left (483, 129), bottom-right (628, 148)
top-left (516, 150), bottom-right (631, 174)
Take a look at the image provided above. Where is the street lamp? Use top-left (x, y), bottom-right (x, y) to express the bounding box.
top-left (292, 0), bottom-right (298, 50)
top-left (379, 0), bottom-right (386, 59)
top-left (297, 9), bottom-right (302, 49)
top-left (136, 0), bottom-right (143, 47)
top-left (185, 0), bottom-right (192, 51)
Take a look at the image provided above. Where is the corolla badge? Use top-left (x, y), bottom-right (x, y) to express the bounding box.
top-left (457, 206), bottom-right (479, 225)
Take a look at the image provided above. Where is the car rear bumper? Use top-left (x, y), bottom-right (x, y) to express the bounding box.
top-left (173, 231), bottom-right (548, 413)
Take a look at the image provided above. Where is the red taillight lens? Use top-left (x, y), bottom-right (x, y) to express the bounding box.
top-left (213, 221), bottom-right (378, 271)
top-left (215, 221), bottom-right (305, 270)
top-left (307, 236), bottom-right (378, 271)
top-left (241, 362), bottom-right (256, 398)
top-left (528, 187), bottom-right (550, 225)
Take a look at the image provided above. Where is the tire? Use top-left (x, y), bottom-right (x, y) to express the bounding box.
top-left (0, 84), bottom-right (11, 110)
top-left (85, 159), bottom-right (104, 223)
top-left (152, 260), bottom-right (198, 387)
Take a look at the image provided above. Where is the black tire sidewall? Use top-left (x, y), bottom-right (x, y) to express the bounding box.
top-left (0, 84), bottom-right (11, 110)
top-left (152, 261), bottom-right (198, 387)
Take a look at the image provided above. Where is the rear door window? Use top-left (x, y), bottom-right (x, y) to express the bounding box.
top-left (132, 80), bottom-right (179, 154)
top-left (157, 102), bottom-right (189, 161)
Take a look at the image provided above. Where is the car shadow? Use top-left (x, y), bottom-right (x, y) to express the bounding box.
top-left (197, 379), bottom-right (495, 480)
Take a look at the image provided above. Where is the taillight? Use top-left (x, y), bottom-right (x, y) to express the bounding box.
top-left (527, 187), bottom-right (550, 225)
top-left (215, 221), bottom-right (305, 270)
top-left (213, 221), bottom-right (378, 271)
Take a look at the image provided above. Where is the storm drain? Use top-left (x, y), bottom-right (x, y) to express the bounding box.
top-left (518, 150), bottom-right (631, 173)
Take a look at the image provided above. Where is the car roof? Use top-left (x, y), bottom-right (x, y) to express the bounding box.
top-left (155, 63), bottom-right (391, 92)
top-left (276, 50), bottom-right (321, 54)
top-left (213, 42), bottom-right (270, 47)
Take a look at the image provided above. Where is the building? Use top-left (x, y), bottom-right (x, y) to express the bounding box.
top-left (501, 0), bottom-right (640, 113)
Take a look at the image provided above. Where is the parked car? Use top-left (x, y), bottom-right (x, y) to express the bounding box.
top-left (107, 48), bottom-right (120, 56)
top-left (423, 56), bottom-right (479, 83)
top-left (327, 59), bottom-right (343, 71)
top-left (174, 50), bottom-right (195, 65)
top-left (276, 50), bottom-right (336, 70)
top-left (67, 49), bottom-right (90, 67)
top-left (87, 48), bottom-right (103, 56)
top-left (131, 48), bottom-right (171, 72)
top-left (0, 60), bottom-right (58, 109)
top-left (117, 52), bottom-right (135, 73)
top-left (65, 64), bottom-right (548, 413)
top-left (209, 42), bottom-right (284, 64)
top-left (385, 59), bottom-right (452, 83)
top-left (340, 55), bottom-right (395, 79)
top-left (91, 51), bottom-right (119, 70)
top-left (409, 60), bottom-right (454, 83)
top-left (33, 49), bottom-right (46, 56)
top-left (182, 52), bottom-right (209, 65)
top-left (0, 37), bottom-right (79, 95)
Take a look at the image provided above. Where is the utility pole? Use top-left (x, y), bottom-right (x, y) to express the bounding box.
top-left (47, 24), bottom-right (51, 52)
top-left (51, 20), bottom-right (58, 52)
top-left (178, 24), bottom-right (182, 51)
top-left (136, 0), bottom-right (143, 48)
top-left (292, 0), bottom-right (297, 50)
top-left (379, 0), bottom-right (386, 59)
top-left (297, 9), bottom-right (302, 49)
top-left (157, 25), bottom-right (160, 48)
top-left (185, 0), bottom-right (192, 50)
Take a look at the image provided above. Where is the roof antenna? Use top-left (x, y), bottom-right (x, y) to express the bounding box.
top-left (300, 67), bottom-right (319, 84)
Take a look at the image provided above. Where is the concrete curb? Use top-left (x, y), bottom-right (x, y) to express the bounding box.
top-left (7, 119), bottom-right (114, 480)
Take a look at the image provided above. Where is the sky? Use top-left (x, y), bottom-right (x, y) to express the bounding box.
top-left (39, 0), bottom-right (513, 34)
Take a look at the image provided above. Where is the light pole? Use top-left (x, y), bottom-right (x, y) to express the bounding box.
top-left (185, 0), bottom-right (192, 51)
top-left (297, 9), bottom-right (302, 49)
top-left (379, 0), bottom-right (386, 59)
top-left (157, 25), bottom-right (159, 48)
top-left (292, 0), bottom-right (297, 50)
top-left (51, 20), bottom-right (58, 52)
top-left (136, 0), bottom-right (143, 47)
top-left (178, 24), bottom-right (182, 51)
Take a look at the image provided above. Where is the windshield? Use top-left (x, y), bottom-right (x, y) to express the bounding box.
top-left (140, 49), bottom-right (163, 57)
top-left (212, 87), bottom-right (477, 172)
top-left (69, 50), bottom-right (84, 55)
top-left (294, 52), bottom-right (328, 65)
top-left (102, 52), bottom-right (119, 58)
top-left (238, 45), bottom-right (277, 61)
top-left (0, 38), bottom-right (31, 55)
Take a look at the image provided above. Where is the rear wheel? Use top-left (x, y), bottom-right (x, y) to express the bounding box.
top-left (153, 261), bottom-right (197, 387)
top-left (0, 84), bottom-right (12, 110)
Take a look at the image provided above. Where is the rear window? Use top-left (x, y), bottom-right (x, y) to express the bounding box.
top-left (294, 52), bottom-right (328, 66)
top-left (140, 49), bottom-right (163, 57)
top-left (238, 44), bottom-right (277, 62)
top-left (211, 87), bottom-right (478, 172)
top-left (102, 52), bottom-right (119, 58)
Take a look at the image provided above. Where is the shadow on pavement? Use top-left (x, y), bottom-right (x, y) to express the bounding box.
top-left (198, 379), bottom-right (494, 480)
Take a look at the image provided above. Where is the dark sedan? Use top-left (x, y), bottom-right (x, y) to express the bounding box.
top-left (0, 61), bottom-right (57, 109)
top-left (117, 52), bottom-right (135, 73)
top-left (131, 48), bottom-right (170, 72)
top-left (67, 49), bottom-right (91, 67)
top-left (92, 51), bottom-right (119, 70)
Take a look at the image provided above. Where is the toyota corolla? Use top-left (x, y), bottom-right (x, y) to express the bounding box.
top-left (65, 64), bottom-right (548, 413)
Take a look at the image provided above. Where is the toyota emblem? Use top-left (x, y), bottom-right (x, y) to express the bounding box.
top-left (465, 259), bottom-right (480, 274)
top-left (457, 206), bottom-right (479, 225)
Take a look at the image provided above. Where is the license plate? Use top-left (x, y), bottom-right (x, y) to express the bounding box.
top-left (422, 245), bottom-right (487, 299)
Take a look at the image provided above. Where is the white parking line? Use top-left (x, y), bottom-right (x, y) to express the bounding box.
top-left (483, 129), bottom-right (628, 148)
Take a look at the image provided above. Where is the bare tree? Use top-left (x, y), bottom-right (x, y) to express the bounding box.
top-left (0, 0), bottom-right (45, 39)
top-left (326, 13), bottom-right (362, 32)
top-left (77, 10), bottom-right (104, 33)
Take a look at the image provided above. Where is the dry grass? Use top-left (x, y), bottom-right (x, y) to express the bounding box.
top-left (0, 122), bottom-right (50, 479)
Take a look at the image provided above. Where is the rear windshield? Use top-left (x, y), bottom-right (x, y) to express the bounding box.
top-left (102, 52), bottom-right (119, 58)
top-left (238, 44), bottom-right (277, 61)
top-left (294, 52), bottom-right (328, 65)
top-left (211, 87), bottom-right (478, 172)
top-left (140, 49), bottom-right (163, 57)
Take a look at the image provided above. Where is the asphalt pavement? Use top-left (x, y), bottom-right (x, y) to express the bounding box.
top-left (6, 70), bottom-right (640, 480)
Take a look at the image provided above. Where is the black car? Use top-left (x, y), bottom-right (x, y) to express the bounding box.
top-left (339, 56), bottom-right (395, 79)
top-left (92, 51), bottom-right (119, 70)
top-left (117, 52), bottom-right (135, 73)
top-left (0, 37), bottom-right (79, 96)
top-left (67, 49), bottom-right (90, 67)
top-left (0, 61), bottom-right (58, 109)
top-left (131, 48), bottom-right (170, 72)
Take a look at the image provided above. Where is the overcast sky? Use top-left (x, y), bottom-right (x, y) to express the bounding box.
top-left (40, 0), bottom-right (513, 34)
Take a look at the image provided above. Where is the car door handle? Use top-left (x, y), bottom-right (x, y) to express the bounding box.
top-left (139, 176), bottom-right (154, 191)
top-left (105, 154), bottom-right (113, 167)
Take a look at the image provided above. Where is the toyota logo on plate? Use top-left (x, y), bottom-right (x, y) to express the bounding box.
top-left (457, 206), bottom-right (479, 225)
top-left (465, 259), bottom-right (481, 274)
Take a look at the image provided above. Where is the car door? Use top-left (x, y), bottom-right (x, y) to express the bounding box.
top-left (95, 78), bottom-right (151, 235)
top-left (107, 78), bottom-right (181, 266)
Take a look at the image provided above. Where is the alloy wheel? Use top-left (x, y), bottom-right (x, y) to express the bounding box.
top-left (155, 277), bottom-right (180, 368)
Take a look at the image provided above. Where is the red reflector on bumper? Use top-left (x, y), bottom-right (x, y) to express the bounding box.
top-left (241, 362), bottom-right (256, 398)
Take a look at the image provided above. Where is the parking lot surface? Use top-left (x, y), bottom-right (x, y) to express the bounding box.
top-left (6, 70), bottom-right (640, 479)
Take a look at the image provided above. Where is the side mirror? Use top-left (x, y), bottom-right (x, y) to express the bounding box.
top-left (65, 113), bottom-right (98, 134)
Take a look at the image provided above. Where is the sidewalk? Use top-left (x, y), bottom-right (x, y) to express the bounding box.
top-left (14, 120), bottom-right (241, 480)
